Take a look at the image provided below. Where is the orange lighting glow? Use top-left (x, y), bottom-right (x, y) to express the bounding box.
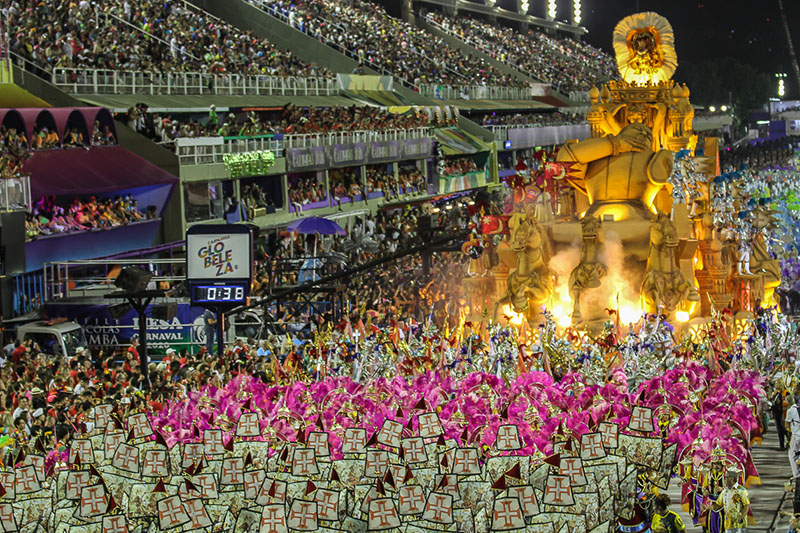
top-left (502, 305), bottom-right (525, 326)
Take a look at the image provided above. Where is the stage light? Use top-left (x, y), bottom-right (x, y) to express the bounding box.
top-left (520, 0), bottom-right (529, 13)
top-left (779, 79), bottom-right (786, 97)
top-left (721, 105), bottom-right (728, 112)
top-left (548, 0), bottom-right (557, 19)
top-left (573, 0), bottom-right (582, 24)
top-left (708, 105), bottom-right (716, 112)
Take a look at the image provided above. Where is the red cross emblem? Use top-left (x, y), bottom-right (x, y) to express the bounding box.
top-left (243, 470), bottom-right (265, 499)
top-left (128, 412), bottom-right (153, 439)
top-left (434, 474), bottom-right (460, 500)
top-left (26, 455), bottom-right (44, 481)
top-left (451, 448), bottom-right (480, 475)
top-left (287, 500), bottom-right (317, 531)
top-left (422, 492), bottom-right (453, 524)
top-left (315, 488), bottom-right (339, 521)
top-left (559, 457), bottom-right (586, 486)
top-left (157, 495), bottom-right (189, 529)
top-left (183, 498), bottom-right (212, 529)
top-left (507, 486), bottom-right (538, 516)
top-left (495, 425), bottom-right (521, 451)
top-left (402, 438), bottom-right (427, 464)
top-left (80, 484), bottom-right (107, 518)
top-left (70, 439), bottom-right (95, 465)
top-left (102, 514), bottom-right (128, 533)
top-left (377, 419), bottom-right (403, 448)
top-left (389, 464), bottom-right (405, 486)
top-left (580, 432), bottom-right (607, 460)
top-left (113, 443), bottom-right (140, 473)
top-left (307, 432), bottom-right (330, 457)
top-left (142, 449), bottom-right (168, 477)
top-left (182, 443), bottom-right (204, 468)
top-left (368, 498), bottom-right (401, 530)
top-left (628, 406), bottom-right (655, 433)
top-left (94, 404), bottom-right (112, 429)
top-left (221, 457), bottom-right (244, 485)
top-left (342, 428), bottom-right (366, 454)
top-left (398, 485), bottom-right (425, 515)
top-left (178, 478), bottom-right (203, 500)
top-left (257, 478), bottom-right (287, 505)
top-left (0, 472), bottom-right (14, 500)
top-left (0, 503), bottom-right (16, 532)
top-left (543, 475), bottom-right (574, 505)
top-left (15, 465), bottom-right (39, 494)
top-left (65, 471), bottom-right (90, 500)
top-left (492, 497), bottom-right (525, 530)
top-left (598, 422), bottom-right (618, 448)
top-left (291, 448), bottom-right (319, 477)
top-left (203, 429), bottom-right (224, 455)
top-left (194, 473), bottom-right (218, 499)
top-left (364, 449), bottom-right (389, 478)
top-left (104, 431), bottom-right (124, 461)
top-left (261, 504), bottom-right (288, 533)
top-left (417, 412), bottom-right (444, 438)
top-left (236, 412), bottom-right (260, 437)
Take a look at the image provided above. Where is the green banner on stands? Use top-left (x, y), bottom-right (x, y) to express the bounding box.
top-left (223, 150), bottom-right (276, 178)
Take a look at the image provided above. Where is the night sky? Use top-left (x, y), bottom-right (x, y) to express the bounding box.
top-left (581, 0), bottom-right (800, 82)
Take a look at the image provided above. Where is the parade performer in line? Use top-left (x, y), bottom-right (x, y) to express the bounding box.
top-left (708, 470), bottom-right (752, 533)
top-left (698, 455), bottom-right (726, 533)
top-left (651, 494), bottom-right (686, 533)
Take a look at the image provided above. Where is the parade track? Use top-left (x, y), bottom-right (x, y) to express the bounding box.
top-left (666, 423), bottom-right (791, 532)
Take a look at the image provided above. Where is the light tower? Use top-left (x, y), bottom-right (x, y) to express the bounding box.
top-left (547, 0), bottom-right (557, 20)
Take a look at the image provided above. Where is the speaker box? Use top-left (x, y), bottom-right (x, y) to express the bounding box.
top-left (114, 267), bottom-right (152, 293)
top-left (0, 211), bottom-right (26, 275)
top-left (108, 302), bottom-right (133, 319)
top-left (418, 215), bottom-right (432, 239)
top-left (151, 302), bottom-right (177, 321)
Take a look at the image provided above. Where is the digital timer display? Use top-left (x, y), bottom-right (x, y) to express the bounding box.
top-left (193, 285), bottom-right (247, 302)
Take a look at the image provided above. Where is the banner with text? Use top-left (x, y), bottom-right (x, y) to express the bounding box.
top-left (287, 138), bottom-right (434, 171)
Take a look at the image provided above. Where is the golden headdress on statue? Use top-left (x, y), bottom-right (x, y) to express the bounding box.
top-left (613, 12), bottom-right (677, 84)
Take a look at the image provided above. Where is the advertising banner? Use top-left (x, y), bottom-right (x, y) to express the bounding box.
top-left (402, 137), bottom-right (434, 159)
top-left (287, 146), bottom-right (327, 171)
top-left (368, 140), bottom-right (401, 163)
top-left (288, 138), bottom-right (434, 170)
top-left (330, 142), bottom-right (367, 167)
top-left (186, 233), bottom-right (252, 281)
top-left (43, 302), bottom-right (207, 353)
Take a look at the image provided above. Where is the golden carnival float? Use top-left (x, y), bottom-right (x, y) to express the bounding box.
top-left (463, 12), bottom-right (781, 337)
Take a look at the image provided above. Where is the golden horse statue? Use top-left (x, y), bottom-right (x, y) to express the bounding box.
top-left (569, 215), bottom-right (608, 323)
top-left (641, 213), bottom-right (699, 314)
top-left (495, 212), bottom-right (553, 325)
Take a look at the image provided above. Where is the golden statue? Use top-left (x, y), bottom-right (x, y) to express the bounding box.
top-left (569, 215), bottom-right (608, 323)
top-left (750, 205), bottom-right (782, 306)
top-left (641, 213), bottom-right (699, 314)
top-left (494, 211), bottom-right (553, 324)
top-left (556, 122), bottom-right (673, 221)
top-left (613, 12), bottom-right (677, 85)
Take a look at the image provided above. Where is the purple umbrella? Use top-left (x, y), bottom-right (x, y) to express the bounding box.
top-left (287, 216), bottom-right (346, 235)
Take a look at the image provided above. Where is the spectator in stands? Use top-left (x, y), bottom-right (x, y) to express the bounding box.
top-left (477, 110), bottom-right (585, 127)
top-left (720, 136), bottom-right (796, 172)
top-left (24, 194), bottom-right (147, 240)
top-left (8, 0), bottom-right (330, 80)
top-left (128, 105), bottom-right (434, 151)
top-left (426, 11), bottom-right (617, 93)
top-left (441, 156), bottom-right (478, 177)
top-left (250, 0), bottom-right (526, 90)
top-left (288, 174), bottom-right (326, 214)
